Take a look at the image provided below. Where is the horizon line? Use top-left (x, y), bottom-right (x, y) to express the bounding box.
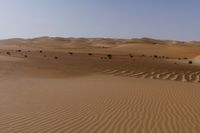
top-left (0, 36), bottom-right (200, 42)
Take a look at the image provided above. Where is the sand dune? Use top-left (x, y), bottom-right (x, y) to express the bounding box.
top-left (1, 48), bottom-right (200, 83)
top-left (0, 37), bottom-right (200, 58)
top-left (193, 55), bottom-right (200, 65)
top-left (0, 37), bottom-right (200, 133)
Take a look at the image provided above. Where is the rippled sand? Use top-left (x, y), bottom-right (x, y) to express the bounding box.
top-left (1, 75), bottom-right (200, 133)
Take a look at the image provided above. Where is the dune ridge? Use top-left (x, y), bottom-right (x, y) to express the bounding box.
top-left (0, 37), bottom-right (200, 58)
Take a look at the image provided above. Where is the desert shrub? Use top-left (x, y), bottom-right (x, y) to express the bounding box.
top-left (69, 52), bottom-right (73, 55)
top-left (107, 54), bottom-right (112, 59)
top-left (188, 61), bottom-right (193, 64)
top-left (154, 55), bottom-right (158, 58)
top-left (88, 53), bottom-right (92, 56)
top-left (129, 54), bottom-right (133, 58)
top-left (184, 57), bottom-right (188, 60)
top-left (24, 55), bottom-right (28, 58)
top-left (54, 56), bottom-right (58, 59)
top-left (17, 50), bottom-right (22, 52)
top-left (6, 52), bottom-right (11, 55)
top-left (39, 50), bottom-right (43, 53)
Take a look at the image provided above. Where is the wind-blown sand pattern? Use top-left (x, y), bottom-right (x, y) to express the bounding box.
top-left (0, 37), bottom-right (200, 133)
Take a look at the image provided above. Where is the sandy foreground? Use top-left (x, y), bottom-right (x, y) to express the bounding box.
top-left (0, 37), bottom-right (200, 133)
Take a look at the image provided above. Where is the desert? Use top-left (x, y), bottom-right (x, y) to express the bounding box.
top-left (0, 37), bottom-right (200, 133)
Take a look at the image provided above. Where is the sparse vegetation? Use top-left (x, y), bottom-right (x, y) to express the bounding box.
top-left (39, 50), bottom-right (43, 53)
top-left (24, 55), bottom-right (28, 58)
top-left (154, 55), bottom-right (158, 58)
top-left (54, 56), bottom-right (58, 59)
top-left (6, 52), bottom-right (11, 55)
top-left (17, 50), bottom-right (22, 52)
top-left (129, 54), bottom-right (133, 58)
top-left (88, 53), bottom-right (92, 56)
top-left (188, 60), bottom-right (193, 64)
top-left (69, 52), bottom-right (73, 55)
top-left (107, 54), bottom-right (112, 59)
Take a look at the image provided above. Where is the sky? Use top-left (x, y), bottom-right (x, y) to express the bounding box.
top-left (0, 0), bottom-right (200, 41)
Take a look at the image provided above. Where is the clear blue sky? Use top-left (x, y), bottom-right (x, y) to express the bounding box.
top-left (0, 0), bottom-right (200, 40)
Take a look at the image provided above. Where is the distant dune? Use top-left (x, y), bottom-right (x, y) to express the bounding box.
top-left (0, 37), bottom-right (200, 58)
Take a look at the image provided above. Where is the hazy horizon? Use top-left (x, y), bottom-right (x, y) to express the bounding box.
top-left (0, 0), bottom-right (200, 41)
top-left (1, 36), bottom-right (200, 42)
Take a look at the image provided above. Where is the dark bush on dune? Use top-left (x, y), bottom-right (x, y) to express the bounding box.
top-left (188, 61), bottom-right (193, 64)
top-left (24, 55), bottom-right (28, 58)
top-left (69, 52), bottom-right (73, 55)
top-left (88, 53), bottom-right (92, 56)
top-left (39, 50), bottom-right (43, 53)
top-left (6, 52), bottom-right (11, 55)
top-left (17, 50), bottom-right (22, 52)
top-left (154, 55), bottom-right (158, 58)
top-left (129, 54), bottom-right (133, 58)
top-left (54, 56), bottom-right (58, 59)
top-left (107, 54), bottom-right (112, 59)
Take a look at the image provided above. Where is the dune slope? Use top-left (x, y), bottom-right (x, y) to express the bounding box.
top-left (0, 37), bottom-right (200, 133)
